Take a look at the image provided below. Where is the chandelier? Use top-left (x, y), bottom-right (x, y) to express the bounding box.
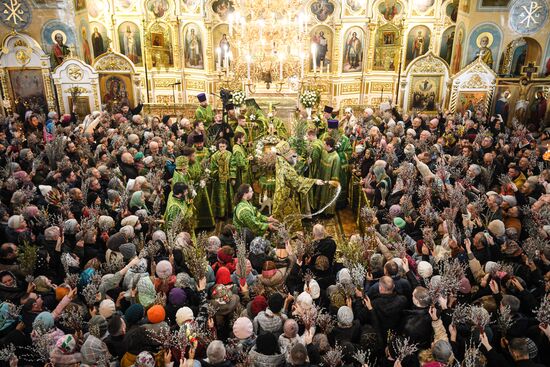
top-left (220, 0), bottom-right (310, 91)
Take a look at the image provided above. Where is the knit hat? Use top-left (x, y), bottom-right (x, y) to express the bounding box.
top-left (337, 306), bottom-right (354, 327)
top-left (119, 243), bottom-right (136, 262)
top-left (216, 266), bottom-right (232, 285)
top-left (121, 215), bottom-right (139, 227)
top-left (108, 314), bottom-right (124, 337)
top-left (56, 334), bottom-right (77, 354)
top-left (290, 343), bottom-right (308, 365)
top-left (211, 284), bottom-right (231, 303)
top-left (432, 340), bottom-right (453, 363)
top-left (250, 237), bottom-right (270, 255)
top-left (389, 204), bottom-right (402, 218)
top-left (120, 225), bottom-right (135, 239)
top-left (55, 285), bottom-right (71, 301)
top-left (488, 220), bottom-right (505, 237)
top-left (393, 217), bottom-right (406, 229)
top-left (98, 215), bottom-right (115, 231)
top-left (168, 288), bottom-right (187, 306)
top-left (99, 299), bottom-right (116, 319)
top-left (250, 295), bottom-right (268, 317)
top-left (417, 261), bottom-right (433, 278)
top-left (206, 340), bottom-right (226, 364)
top-left (89, 315), bottom-right (108, 338)
top-left (152, 230), bottom-right (167, 243)
top-left (305, 279), bottom-right (320, 299)
top-left (484, 261), bottom-right (499, 274)
top-left (33, 311), bottom-right (54, 331)
top-left (137, 277), bottom-right (156, 307)
top-left (124, 304), bottom-right (145, 325)
top-left (176, 306), bottom-right (194, 326)
top-left (106, 232), bottom-right (127, 251)
top-left (135, 351), bottom-right (155, 367)
top-left (156, 260), bottom-right (173, 279)
top-left (233, 317), bottom-right (253, 339)
top-left (147, 305), bottom-right (166, 324)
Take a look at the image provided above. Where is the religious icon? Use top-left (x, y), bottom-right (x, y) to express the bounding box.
top-left (310, 0), bottom-right (335, 22)
top-left (495, 89), bottom-right (511, 123)
top-left (414, 0), bottom-right (434, 12)
top-left (378, 0), bottom-right (401, 21)
top-left (184, 25), bottom-right (204, 69)
top-left (451, 26), bottom-right (464, 74)
top-left (100, 74), bottom-right (134, 111)
top-left (8, 69), bottom-right (48, 113)
top-left (346, 0), bottom-right (362, 12)
top-left (472, 33), bottom-right (494, 68)
top-left (147, 0), bottom-right (169, 18)
top-left (406, 26), bottom-right (431, 66)
top-left (81, 27), bottom-right (93, 64)
top-left (181, 0), bottom-right (200, 12)
top-left (410, 77), bottom-right (439, 112)
top-left (446, 1), bottom-right (458, 22)
top-left (219, 33), bottom-right (230, 65)
top-left (439, 27), bottom-right (455, 65)
top-left (50, 31), bottom-right (71, 67)
top-left (211, 0), bottom-right (235, 19)
top-left (511, 42), bottom-right (528, 77)
top-left (118, 22), bottom-right (142, 66)
top-left (116, 0), bottom-right (135, 9)
top-left (91, 23), bottom-right (108, 58)
top-left (342, 27), bottom-right (363, 73)
top-left (529, 90), bottom-right (548, 127)
top-left (310, 27), bottom-right (331, 72)
top-left (457, 91), bottom-right (487, 114)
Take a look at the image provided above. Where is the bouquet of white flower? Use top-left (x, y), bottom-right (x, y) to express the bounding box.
top-left (300, 90), bottom-right (319, 108)
top-left (231, 90), bottom-right (246, 106)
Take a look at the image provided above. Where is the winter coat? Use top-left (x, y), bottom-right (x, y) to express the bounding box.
top-left (248, 349), bottom-right (286, 367)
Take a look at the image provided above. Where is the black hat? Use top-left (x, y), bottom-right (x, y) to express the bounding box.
top-left (226, 103), bottom-right (235, 110)
top-left (324, 105), bottom-right (333, 113)
top-left (193, 134), bottom-right (204, 143)
top-left (197, 93), bottom-right (207, 102)
top-left (162, 115), bottom-right (171, 124)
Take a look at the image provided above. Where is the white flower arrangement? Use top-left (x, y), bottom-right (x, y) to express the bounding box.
top-left (231, 90), bottom-right (246, 106)
top-left (209, 145), bottom-right (217, 153)
top-left (300, 90), bottom-right (319, 108)
top-left (249, 114), bottom-right (257, 121)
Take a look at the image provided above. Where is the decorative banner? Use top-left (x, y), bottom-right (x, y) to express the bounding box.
top-left (0, 0), bottom-right (32, 31)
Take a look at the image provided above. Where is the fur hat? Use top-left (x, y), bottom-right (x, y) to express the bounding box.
top-left (99, 299), bottom-right (116, 318)
top-left (176, 307), bottom-right (194, 326)
top-left (233, 317), bottom-right (253, 339)
top-left (119, 243), bottom-right (136, 262)
top-left (156, 260), bottom-right (173, 279)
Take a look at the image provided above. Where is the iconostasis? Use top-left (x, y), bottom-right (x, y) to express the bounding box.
top-left (0, 0), bottom-right (548, 121)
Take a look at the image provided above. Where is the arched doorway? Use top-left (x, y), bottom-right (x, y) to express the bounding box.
top-left (499, 37), bottom-right (542, 77)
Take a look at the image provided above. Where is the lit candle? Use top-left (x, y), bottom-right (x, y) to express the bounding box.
top-left (311, 44), bottom-right (317, 74)
top-left (320, 60), bottom-right (324, 75)
top-left (246, 54), bottom-right (251, 80)
top-left (216, 47), bottom-right (221, 70)
top-left (223, 45), bottom-right (229, 69)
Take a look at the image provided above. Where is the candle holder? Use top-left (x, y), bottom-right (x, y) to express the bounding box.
top-left (245, 79), bottom-right (256, 94)
top-left (275, 80), bottom-right (285, 93)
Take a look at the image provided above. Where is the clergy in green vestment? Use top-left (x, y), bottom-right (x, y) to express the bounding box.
top-left (272, 140), bottom-right (330, 233)
top-left (320, 119), bottom-right (352, 209)
top-left (164, 182), bottom-right (196, 233)
top-left (306, 128), bottom-right (324, 179)
top-left (171, 156), bottom-right (190, 189)
top-left (233, 183), bottom-right (278, 236)
top-left (192, 133), bottom-right (210, 165)
top-left (230, 132), bottom-right (252, 189)
top-left (210, 139), bottom-right (235, 219)
top-left (234, 115), bottom-right (248, 142)
top-left (194, 93), bottom-right (214, 127)
top-left (315, 137), bottom-right (341, 216)
top-left (185, 146), bottom-right (215, 229)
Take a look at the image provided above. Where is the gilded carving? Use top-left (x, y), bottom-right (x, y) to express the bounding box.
top-left (63, 87), bottom-right (90, 94)
top-left (92, 83), bottom-right (100, 111)
top-left (154, 78), bottom-right (177, 87)
top-left (15, 49), bottom-right (30, 65)
top-left (13, 39), bottom-right (28, 48)
top-left (186, 80), bottom-right (206, 90)
top-left (341, 83), bottom-right (360, 94)
top-left (156, 95), bottom-right (174, 104)
top-left (93, 52), bottom-right (133, 72)
top-left (370, 82), bottom-right (393, 92)
top-left (67, 65), bottom-right (84, 81)
top-left (462, 74), bottom-right (487, 89)
top-left (409, 52), bottom-right (447, 74)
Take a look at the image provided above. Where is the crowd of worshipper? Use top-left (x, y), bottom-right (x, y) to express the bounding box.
top-left (0, 93), bottom-right (550, 367)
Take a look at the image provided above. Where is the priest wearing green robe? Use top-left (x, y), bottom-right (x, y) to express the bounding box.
top-left (230, 132), bottom-right (251, 189)
top-left (210, 139), bottom-right (235, 219)
top-left (321, 119), bottom-right (352, 209)
top-left (272, 140), bottom-right (335, 233)
top-left (315, 137), bottom-right (341, 216)
top-left (233, 184), bottom-right (278, 236)
top-left (186, 146), bottom-right (215, 230)
top-left (164, 182), bottom-right (195, 233)
top-left (194, 93), bottom-right (214, 127)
